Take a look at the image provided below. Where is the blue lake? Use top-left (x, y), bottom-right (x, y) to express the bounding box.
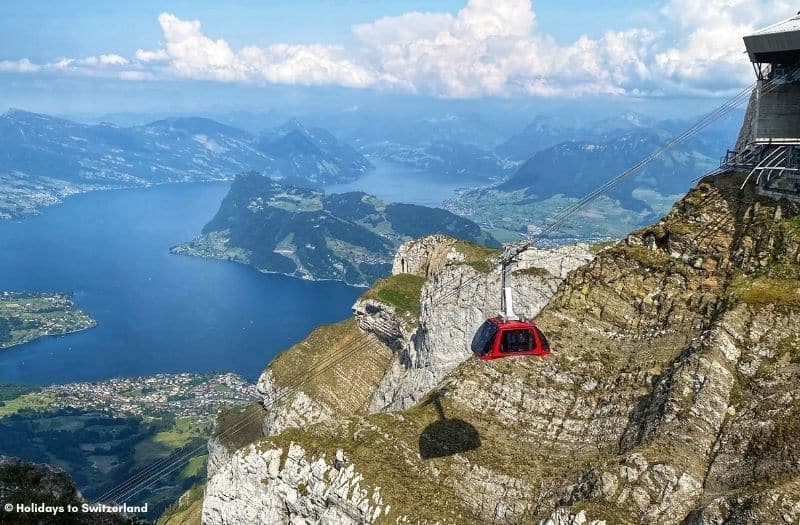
top-left (0, 183), bottom-right (362, 385)
top-left (326, 158), bottom-right (471, 207)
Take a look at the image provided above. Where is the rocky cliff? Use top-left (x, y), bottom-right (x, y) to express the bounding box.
top-left (197, 171), bottom-right (800, 524)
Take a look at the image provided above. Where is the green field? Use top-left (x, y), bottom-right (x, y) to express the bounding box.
top-left (446, 190), bottom-right (661, 243)
top-left (0, 391), bottom-right (54, 417)
top-left (0, 403), bottom-right (210, 520)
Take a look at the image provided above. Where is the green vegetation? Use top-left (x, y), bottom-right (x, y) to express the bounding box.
top-left (181, 455), bottom-right (208, 479)
top-left (362, 274), bottom-right (426, 316)
top-left (214, 404), bottom-right (268, 452)
top-left (0, 459), bottom-right (137, 525)
top-left (737, 278), bottom-right (800, 308)
top-left (614, 244), bottom-right (693, 279)
top-left (513, 266), bottom-right (551, 278)
top-left (778, 335), bottom-right (800, 363)
top-left (0, 383), bottom-right (39, 402)
top-left (0, 292), bottom-right (95, 349)
top-left (157, 484), bottom-right (204, 525)
top-left (0, 406), bottom-right (210, 520)
top-left (263, 318), bottom-right (392, 425)
top-left (748, 400), bottom-right (800, 471)
top-left (587, 240), bottom-right (618, 254)
top-left (0, 391), bottom-right (54, 417)
top-left (175, 173), bottom-right (498, 286)
top-left (447, 189), bottom-right (654, 243)
top-left (154, 418), bottom-right (211, 448)
top-left (453, 240), bottom-right (502, 273)
top-left (787, 214), bottom-right (800, 235)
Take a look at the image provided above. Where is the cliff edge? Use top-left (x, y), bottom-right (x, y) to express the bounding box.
top-left (196, 171), bottom-right (800, 524)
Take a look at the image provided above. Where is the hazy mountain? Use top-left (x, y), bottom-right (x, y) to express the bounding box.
top-left (447, 127), bottom-right (731, 242)
top-left (0, 109), bottom-right (371, 218)
top-left (496, 110), bottom-right (743, 162)
top-left (172, 172), bottom-right (498, 286)
top-left (257, 121), bottom-right (372, 185)
top-left (499, 129), bottom-right (716, 210)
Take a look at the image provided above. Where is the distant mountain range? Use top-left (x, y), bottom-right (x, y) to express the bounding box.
top-left (447, 113), bottom-right (742, 242)
top-left (0, 109), bottom-right (371, 218)
top-left (499, 128), bottom-right (716, 210)
top-left (495, 110), bottom-right (742, 162)
top-left (172, 172), bottom-right (499, 286)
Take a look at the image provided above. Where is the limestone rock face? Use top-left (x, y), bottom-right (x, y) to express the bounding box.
top-left (202, 443), bottom-right (385, 525)
top-left (391, 234), bottom-right (461, 277)
top-left (257, 370), bottom-right (334, 437)
top-left (366, 241), bottom-right (593, 412)
top-left (200, 173), bottom-right (800, 524)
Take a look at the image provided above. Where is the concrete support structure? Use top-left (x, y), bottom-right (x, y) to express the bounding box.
top-left (724, 12), bottom-right (800, 201)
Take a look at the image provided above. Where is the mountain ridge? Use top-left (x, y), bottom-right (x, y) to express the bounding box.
top-left (0, 110), bottom-right (371, 219)
top-left (190, 168), bottom-right (800, 524)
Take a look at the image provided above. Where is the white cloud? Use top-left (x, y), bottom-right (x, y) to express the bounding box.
top-left (118, 70), bottom-right (155, 81)
top-left (99, 54), bottom-right (128, 66)
top-left (352, 0), bottom-right (657, 98)
top-left (156, 12), bottom-right (376, 87)
top-left (0, 58), bottom-right (40, 73)
top-left (1, 0), bottom-right (798, 98)
top-left (652, 0), bottom-right (795, 91)
top-left (135, 48), bottom-right (169, 62)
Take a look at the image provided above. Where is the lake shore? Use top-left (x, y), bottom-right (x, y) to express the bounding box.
top-left (0, 292), bottom-right (96, 350)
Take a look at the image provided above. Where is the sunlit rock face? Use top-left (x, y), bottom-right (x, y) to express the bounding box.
top-left (203, 443), bottom-right (386, 525)
top-left (202, 171), bottom-right (800, 525)
top-left (366, 238), bottom-right (593, 412)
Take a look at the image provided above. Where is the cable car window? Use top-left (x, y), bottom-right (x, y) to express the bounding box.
top-left (500, 329), bottom-right (533, 353)
top-left (471, 321), bottom-right (498, 355)
top-left (534, 327), bottom-right (550, 351)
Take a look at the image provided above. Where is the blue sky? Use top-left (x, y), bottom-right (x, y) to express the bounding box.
top-left (0, 0), bottom-right (794, 116)
top-left (0, 1), bottom-right (661, 60)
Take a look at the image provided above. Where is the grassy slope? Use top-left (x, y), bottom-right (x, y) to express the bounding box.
top-left (157, 485), bottom-right (204, 525)
top-left (362, 274), bottom-right (427, 316)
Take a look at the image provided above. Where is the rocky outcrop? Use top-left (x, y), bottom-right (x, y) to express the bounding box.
top-left (203, 237), bottom-right (592, 523)
top-left (390, 234), bottom-right (461, 277)
top-left (203, 443), bottom-right (385, 525)
top-left (364, 239), bottom-right (593, 412)
top-left (201, 171), bottom-right (800, 524)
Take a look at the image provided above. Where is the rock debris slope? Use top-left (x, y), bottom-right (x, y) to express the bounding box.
top-left (197, 172), bottom-right (800, 524)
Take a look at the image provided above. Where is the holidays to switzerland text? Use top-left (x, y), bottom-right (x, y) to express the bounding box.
top-left (4, 502), bottom-right (148, 515)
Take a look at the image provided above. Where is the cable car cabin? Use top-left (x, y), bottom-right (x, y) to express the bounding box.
top-left (471, 317), bottom-right (550, 360)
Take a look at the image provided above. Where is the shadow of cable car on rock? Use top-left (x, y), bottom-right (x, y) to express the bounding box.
top-left (418, 389), bottom-right (481, 460)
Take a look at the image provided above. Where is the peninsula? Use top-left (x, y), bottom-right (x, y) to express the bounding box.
top-left (0, 292), bottom-right (96, 349)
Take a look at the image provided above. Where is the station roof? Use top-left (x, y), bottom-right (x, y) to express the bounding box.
top-left (744, 13), bottom-right (800, 63)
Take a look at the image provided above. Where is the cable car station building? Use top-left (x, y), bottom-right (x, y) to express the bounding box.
top-left (723, 13), bottom-right (800, 200)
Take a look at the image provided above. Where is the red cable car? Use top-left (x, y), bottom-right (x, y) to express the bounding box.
top-left (471, 316), bottom-right (550, 359)
top-left (471, 245), bottom-right (551, 360)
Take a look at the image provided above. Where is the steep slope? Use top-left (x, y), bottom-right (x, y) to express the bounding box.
top-left (172, 173), bottom-right (499, 285)
top-left (495, 111), bottom-right (740, 163)
top-left (499, 129), bottom-right (712, 209)
top-left (200, 171), bottom-right (800, 524)
top-left (200, 237), bottom-right (592, 523)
